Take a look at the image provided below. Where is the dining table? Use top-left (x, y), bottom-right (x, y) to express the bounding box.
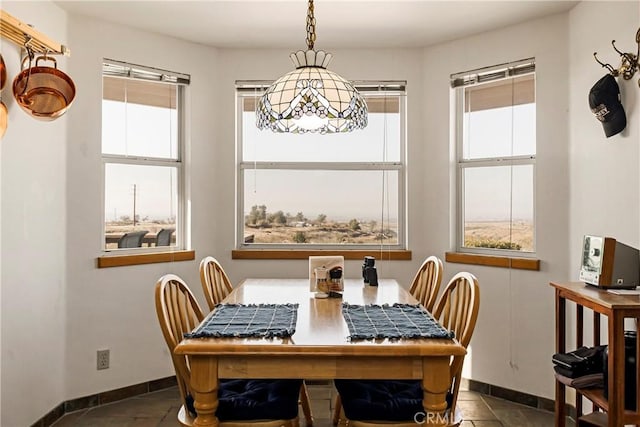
top-left (174, 278), bottom-right (466, 427)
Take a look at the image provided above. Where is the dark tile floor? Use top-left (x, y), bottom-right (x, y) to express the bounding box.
top-left (52, 383), bottom-right (572, 426)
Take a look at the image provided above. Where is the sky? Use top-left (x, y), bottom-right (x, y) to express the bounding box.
top-left (102, 96), bottom-right (535, 225)
top-left (103, 101), bottom-right (178, 222)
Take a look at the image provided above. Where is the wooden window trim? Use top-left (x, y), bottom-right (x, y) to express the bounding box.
top-left (232, 249), bottom-right (412, 261)
top-left (445, 252), bottom-right (540, 271)
top-left (97, 250), bottom-right (195, 268)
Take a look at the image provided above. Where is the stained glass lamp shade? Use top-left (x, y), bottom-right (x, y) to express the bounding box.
top-left (256, 1), bottom-right (367, 134)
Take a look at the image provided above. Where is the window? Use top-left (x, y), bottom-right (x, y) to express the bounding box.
top-left (452, 59), bottom-right (536, 254)
top-left (102, 59), bottom-right (189, 251)
top-left (236, 82), bottom-right (406, 250)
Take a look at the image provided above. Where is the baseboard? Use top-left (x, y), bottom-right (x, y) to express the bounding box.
top-left (32, 376), bottom-right (568, 426)
top-left (461, 378), bottom-right (575, 418)
top-left (30, 376), bottom-right (177, 427)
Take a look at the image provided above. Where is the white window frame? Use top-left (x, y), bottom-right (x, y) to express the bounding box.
top-left (101, 59), bottom-right (190, 253)
top-left (235, 81), bottom-right (407, 250)
top-left (452, 59), bottom-right (537, 256)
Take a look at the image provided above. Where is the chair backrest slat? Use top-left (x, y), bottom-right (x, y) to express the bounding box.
top-left (432, 272), bottom-right (480, 417)
top-left (408, 256), bottom-right (443, 312)
top-left (200, 256), bottom-right (234, 311)
top-left (155, 274), bottom-right (205, 409)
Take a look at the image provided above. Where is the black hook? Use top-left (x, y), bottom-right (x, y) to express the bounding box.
top-left (593, 52), bottom-right (618, 76)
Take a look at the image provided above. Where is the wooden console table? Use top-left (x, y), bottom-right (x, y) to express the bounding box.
top-left (552, 281), bottom-right (640, 427)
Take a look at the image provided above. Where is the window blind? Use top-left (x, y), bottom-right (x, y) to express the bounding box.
top-left (102, 59), bottom-right (189, 109)
top-left (103, 59), bottom-right (190, 84)
top-left (464, 74), bottom-right (535, 112)
top-left (450, 58), bottom-right (535, 88)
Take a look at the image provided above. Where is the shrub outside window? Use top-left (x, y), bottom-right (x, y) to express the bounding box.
top-left (452, 59), bottom-right (536, 254)
top-left (102, 59), bottom-right (189, 251)
top-left (236, 81), bottom-right (406, 250)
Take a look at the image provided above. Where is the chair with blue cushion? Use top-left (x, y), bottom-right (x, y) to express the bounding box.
top-left (199, 256), bottom-right (235, 310)
top-left (331, 255), bottom-right (444, 425)
top-left (408, 255), bottom-right (444, 312)
top-left (199, 257), bottom-right (314, 426)
top-left (154, 274), bottom-right (303, 427)
top-left (333, 272), bottom-right (480, 427)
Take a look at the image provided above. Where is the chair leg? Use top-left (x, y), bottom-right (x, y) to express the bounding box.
top-left (332, 394), bottom-right (342, 426)
top-left (300, 382), bottom-right (314, 426)
top-left (337, 405), bottom-right (349, 427)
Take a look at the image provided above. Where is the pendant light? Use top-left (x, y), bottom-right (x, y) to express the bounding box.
top-left (256, 0), bottom-right (368, 134)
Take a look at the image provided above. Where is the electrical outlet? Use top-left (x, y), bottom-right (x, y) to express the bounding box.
top-left (97, 349), bottom-right (110, 370)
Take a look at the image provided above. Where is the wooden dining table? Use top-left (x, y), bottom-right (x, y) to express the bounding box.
top-left (174, 278), bottom-right (466, 427)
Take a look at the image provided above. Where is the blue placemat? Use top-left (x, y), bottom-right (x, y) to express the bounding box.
top-left (184, 303), bottom-right (299, 339)
top-left (342, 303), bottom-right (454, 340)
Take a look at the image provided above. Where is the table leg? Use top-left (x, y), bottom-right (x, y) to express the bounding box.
top-left (555, 291), bottom-right (566, 427)
top-left (576, 304), bottom-right (583, 418)
top-left (608, 311), bottom-right (625, 427)
top-left (421, 356), bottom-right (451, 426)
top-left (189, 356), bottom-right (220, 427)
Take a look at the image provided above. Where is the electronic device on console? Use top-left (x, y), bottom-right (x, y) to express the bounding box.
top-left (579, 235), bottom-right (639, 289)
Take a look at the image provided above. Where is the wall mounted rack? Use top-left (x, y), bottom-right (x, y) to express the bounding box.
top-left (593, 27), bottom-right (640, 87)
top-left (0, 9), bottom-right (70, 56)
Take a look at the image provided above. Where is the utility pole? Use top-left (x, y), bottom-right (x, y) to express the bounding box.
top-left (133, 184), bottom-right (137, 227)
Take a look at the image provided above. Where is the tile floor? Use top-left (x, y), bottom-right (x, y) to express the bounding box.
top-left (52, 383), bottom-right (573, 427)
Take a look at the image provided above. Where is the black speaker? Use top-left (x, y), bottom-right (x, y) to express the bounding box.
top-left (603, 330), bottom-right (637, 410)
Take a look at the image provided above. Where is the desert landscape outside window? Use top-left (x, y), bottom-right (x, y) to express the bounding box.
top-left (236, 82), bottom-right (406, 249)
top-left (453, 59), bottom-right (536, 254)
top-left (101, 60), bottom-right (189, 251)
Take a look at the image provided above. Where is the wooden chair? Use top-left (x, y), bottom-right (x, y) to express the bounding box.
top-left (333, 272), bottom-right (480, 427)
top-left (198, 258), bottom-right (315, 426)
top-left (408, 255), bottom-right (444, 312)
top-left (199, 256), bottom-right (234, 310)
top-left (331, 256), bottom-right (444, 425)
top-left (155, 274), bottom-right (303, 427)
top-left (117, 230), bottom-right (148, 248)
top-left (431, 272), bottom-right (480, 421)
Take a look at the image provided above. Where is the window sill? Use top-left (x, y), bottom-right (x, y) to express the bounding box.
top-left (97, 250), bottom-right (195, 268)
top-left (231, 249), bottom-right (412, 261)
top-left (445, 252), bottom-right (540, 271)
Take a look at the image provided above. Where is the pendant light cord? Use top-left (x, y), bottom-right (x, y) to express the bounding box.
top-left (306, 0), bottom-right (316, 50)
top-left (379, 91), bottom-right (390, 262)
top-left (508, 75), bottom-right (519, 371)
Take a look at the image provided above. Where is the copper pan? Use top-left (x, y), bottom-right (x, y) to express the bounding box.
top-left (12, 55), bottom-right (76, 121)
top-left (0, 53), bottom-right (6, 90)
top-left (1, 54), bottom-right (7, 137)
top-left (0, 101), bottom-right (7, 138)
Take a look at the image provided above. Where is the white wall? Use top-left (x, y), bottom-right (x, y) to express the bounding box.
top-left (63, 16), bottom-right (221, 399)
top-left (567, 0), bottom-right (640, 400)
top-left (569, 2), bottom-right (640, 277)
top-left (3, 1), bottom-right (639, 425)
top-left (0, 2), bottom-right (68, 426)
top-left (423, 13), bottom-right (572, 399)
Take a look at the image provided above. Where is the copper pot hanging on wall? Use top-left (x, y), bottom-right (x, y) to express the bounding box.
top-left (12, 54), bottom-right (76, 121)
